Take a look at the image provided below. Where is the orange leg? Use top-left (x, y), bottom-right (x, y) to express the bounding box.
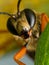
top-left (41, 13), bottom-right (49, 32)
top-left (14, 46), bottom-right (27, 65)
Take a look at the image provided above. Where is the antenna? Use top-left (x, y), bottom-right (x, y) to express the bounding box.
top-left (0, 12), bottom-right (14, 17)
top-left (17, 0), bottom-right (22, 15)
top-left (0, 0), bottom-right (22, 17)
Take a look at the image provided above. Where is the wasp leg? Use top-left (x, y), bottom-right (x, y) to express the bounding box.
top-left (41, 13), bottom-right (49, 32)
top-left (14, 46), bottom-right (27, 65)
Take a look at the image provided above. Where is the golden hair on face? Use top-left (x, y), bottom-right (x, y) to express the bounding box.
top-left (16, 13), bottom-right (30, 35)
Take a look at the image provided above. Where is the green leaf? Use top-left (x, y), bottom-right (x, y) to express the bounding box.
top-left (35, 22), bottom-right (49, 65)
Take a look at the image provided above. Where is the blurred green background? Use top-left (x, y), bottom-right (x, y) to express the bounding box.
top-left (0, 0), bottom-right (49, 56)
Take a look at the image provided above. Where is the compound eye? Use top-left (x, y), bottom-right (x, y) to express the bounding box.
top-left (7, 17), bottom-right (18, 35)
top-left (23, 9), bottom-right (36, 28)
top-left (30, 13), bottom-right (36, 27)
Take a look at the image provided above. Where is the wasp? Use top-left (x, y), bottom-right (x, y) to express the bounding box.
top-left (0, 0), bottom-right (49, 65)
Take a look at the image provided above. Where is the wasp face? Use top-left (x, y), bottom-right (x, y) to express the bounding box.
top-left (15, 11), bottom-right (41, 52)
top-left (7, 9), bottom-right (41, 52)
